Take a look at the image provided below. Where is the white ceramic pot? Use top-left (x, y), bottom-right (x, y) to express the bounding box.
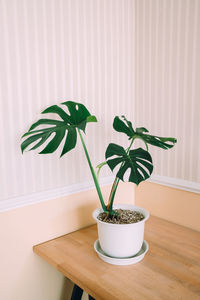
top-left (93, 204), bottom-right (149, 258)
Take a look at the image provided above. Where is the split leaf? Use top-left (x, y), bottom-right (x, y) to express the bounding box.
top-left (105, 143), bottom-right (153, 185)
top-left (21, 101), bottom-right (97, 156)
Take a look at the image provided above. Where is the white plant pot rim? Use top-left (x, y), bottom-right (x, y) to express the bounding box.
top-left (93, 204), bottom-right (150, 226)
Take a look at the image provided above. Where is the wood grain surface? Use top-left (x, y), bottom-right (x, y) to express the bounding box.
top-left (33, 216), bottom-right (200, 300)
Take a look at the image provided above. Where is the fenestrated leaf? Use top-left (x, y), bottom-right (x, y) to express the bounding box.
top-left (39, 129), bottom-right (66, 154)
top-left (21, 132), bottom-right (51, 153)
top-left (106, 143), bottom-right (127, 158)
top-left (135, 132), bottom-right (177, 149)
top-left (21, 101), bottom-right (97, 156)
top-left (105, 143), bottom-right (153, 185)
top-left (113, 116), bottom-right (177, 149)
top-left (60, 127), bottom-right (77, 157)
top-left (29, 119), bottom-right (65, 131)
top-left (136, 127), bottom-right (149, 134)
top-left (61, 101), bottom-right (92, 132)
top-left (113, 116), bottom-right (135, 138)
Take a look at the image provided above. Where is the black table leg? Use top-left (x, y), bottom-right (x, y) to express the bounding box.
top-left (71, 284), bottom-right (83, 300)
top-left (70, 283), bottom-right (95, 300)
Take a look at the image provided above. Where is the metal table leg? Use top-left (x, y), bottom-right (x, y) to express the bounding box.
top-left (71, 284), bottom-right (83, 300)
top-left (71, 284), bottom-right (95, 300)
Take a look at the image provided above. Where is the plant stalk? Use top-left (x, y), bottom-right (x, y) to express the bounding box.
top-left (107, 137), bottom-right (135, 213)
top-left (78, 129), bottom-right (107, 212)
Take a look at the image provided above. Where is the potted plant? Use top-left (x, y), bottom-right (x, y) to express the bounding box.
top-left (21, 101), bottom-right (176, 262)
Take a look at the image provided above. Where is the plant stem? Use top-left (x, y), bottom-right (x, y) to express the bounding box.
top-left (106, 177), bottom-right (119, 211)
top-left (78, 129), bottom-right (107, 212)
top-left (108, 137), bottom-right (135, 213)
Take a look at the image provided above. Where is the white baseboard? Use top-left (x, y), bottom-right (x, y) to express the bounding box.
top-left (0, 176), bottom-right (114, 213)
top-left (149, 175), bottom-right (200, 194)
top-left (1, 174), bottom-right (199, 213)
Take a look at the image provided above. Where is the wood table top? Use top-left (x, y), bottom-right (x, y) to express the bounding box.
top-left (33, 216), bottom-right (200, 300)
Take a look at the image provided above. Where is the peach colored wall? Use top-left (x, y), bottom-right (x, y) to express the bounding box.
top-left (135, 181), bottom-right (200, 232)
top-left (0, 183), bottom-right (134, 300)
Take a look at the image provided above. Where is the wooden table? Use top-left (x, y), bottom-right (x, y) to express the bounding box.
top-left (33, 216), bottom-right (200, 300)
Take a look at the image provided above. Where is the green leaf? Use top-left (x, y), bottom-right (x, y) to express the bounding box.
top-left (21, 101), bottom-right (97, 156)
top-left (106, 143), bottom-right (153, 185)
top-left (136, 127), bottom-right (149, 134)
top-left (42, 105), bottom-right (72, 123)
top-left (106, 143), bottom-right (127, 158)
top-left (21, 132), bottom-right (51, 153)
top-left (28, 119), bottom-right (64, 131)
top-left (87, 115), bottom-right (97, 123)
top-left (113, 116), bottom-right (177, 150)
top-left (62, 101), bottom-right (91, 131)
top-left (136, 132), bottom-right (177, 149)
top-left (60, 127), bottom-right (77, 157)
top-left (39, 129), bottom-right (66, 154)
top-left (113, 116), bottom-right (135, 138)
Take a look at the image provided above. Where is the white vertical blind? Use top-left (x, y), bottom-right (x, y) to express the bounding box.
top-left (135, 0), bottom-right (200, 184)
top-left (0, 0), bottom-right (135, 204)
top-left (1, 0), bottom-right (199, 210)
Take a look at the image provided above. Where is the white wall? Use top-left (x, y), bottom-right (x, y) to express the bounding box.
top-left (0, 1), bottom-right (135, 300)
top-left (0, 0), bottom-right (135, 209)
top-left (0, 1), bottom-right (200, 300)
top-left (135, 0), bottom-right (200, 188)
top-left (1, 0), bottom-right (199, 210)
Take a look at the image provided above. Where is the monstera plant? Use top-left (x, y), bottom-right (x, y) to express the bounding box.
top-left (21, 101), bottom-right (176, 261)
top-left (21, 101), bottom-right (176, 216)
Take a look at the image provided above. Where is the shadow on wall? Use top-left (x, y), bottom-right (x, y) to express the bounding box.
top-left (60, 278), bottom-right (73, 300)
